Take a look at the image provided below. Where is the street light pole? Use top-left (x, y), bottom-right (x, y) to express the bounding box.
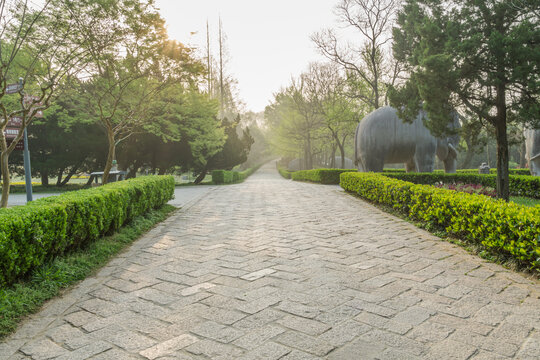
top-left (23, 126), bottom-right (33, 202)
top-left (19, 78), bottom-right (33, 202)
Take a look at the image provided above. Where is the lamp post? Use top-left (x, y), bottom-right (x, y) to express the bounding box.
top-left (19, 78), bottom-right (33, 202)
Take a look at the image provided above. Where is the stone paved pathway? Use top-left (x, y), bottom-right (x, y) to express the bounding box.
top-left (1, 162), bottom-right (540, 359)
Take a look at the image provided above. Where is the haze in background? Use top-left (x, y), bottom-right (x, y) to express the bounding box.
top-left (155, 0), bottom-right (344, 113)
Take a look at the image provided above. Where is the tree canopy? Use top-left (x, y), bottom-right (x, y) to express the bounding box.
top-left (390, 0), bottom-right (540, 199)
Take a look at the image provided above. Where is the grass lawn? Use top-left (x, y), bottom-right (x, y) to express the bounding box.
top-left (0, 204), bottom-right (176, 339)
top-left (510, 196), bottom-right (540, 207)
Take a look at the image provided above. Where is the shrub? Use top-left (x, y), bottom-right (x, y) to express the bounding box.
top-left (382, 172), bottom-right (540, 199)
top-left (211, 165), bottom-right (261, 184)
top-left (0, 176), bottom-right (174, 286)
top-left (278, 167), bottom-right (293, 179)
top-left (456, 168), bottom-right (532, 176)
top-left (434, 183), bottom-right (497, 198)
top-left (340, 172), bottom-right (540, 270)
top-left (291, 169), bottom-right (357, 184)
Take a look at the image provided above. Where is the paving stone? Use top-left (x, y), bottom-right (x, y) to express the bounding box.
top-left (280, 350), bottom-right (321, 360)
top-left (392, 306), bottom-right (435, 326)
top-left (515, 334), bottom-right (540, 360)
top-left (19, 339), bottom-right (68, 359)
top-left (326, 338), bottom-right (386, 360)
top-left (318, 319), bottom-right (371, 346)
top-left (233, 325), bottom-right (286, 350)
top-left (94, 327), bottom-right (157, 351)
top-left (3, 163), bottom-right (540, 360)
top-left (276, 300), bottom-right (321, 319)
top-left (181, 282), bottom-right (215, 296)
top-left (425, 339), bottom-right (478, 360)
top-left (234, 308), bottom-right (286, 330)
top-left (184, 339), bottom-right (244, 359)
top-left (54, 341), bottom-right (112, 360)
top-left (191, 321), bottom-right (244, 343)
top-left (240, 268), bottom-right (276, 281)
top-left (276, 314), bottom-right (331, 336)
top-left (90, 348), bottom-right (141, 360)
top-left (139, 334), bottom-right (199, 359)
top-left (275, 331), bottom-right (335, 356)
top-left (238, 341), bottom-right (291, 360)
top-left (200, 307), bottom-right (247, 325)
top-left (46, 323), bottom-right (92, 350)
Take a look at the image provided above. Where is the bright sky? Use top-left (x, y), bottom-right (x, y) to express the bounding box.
top-left (155, 0), bottom-right (344, 113)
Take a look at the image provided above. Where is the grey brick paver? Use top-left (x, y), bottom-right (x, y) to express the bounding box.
top-left (2, 162), bottom-right (540, 359)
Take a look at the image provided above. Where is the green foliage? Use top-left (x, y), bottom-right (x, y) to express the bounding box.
top-left (382, 169), bottom-right (532, 175)
top-left (340, 172), bottom-right (540, 270)
top-left (381, 172), bottom-right (540, 199)
top-left (292, 169), bottom-right (357, 184)
top-left (206, 116), bottom-right (254, 171)
top-left (511, 197), bottom-right (540, 208)
top-left (0, 204), bottom-right (175, 338)
top-left (278, 167), bottom-right (292, 179)
top-left (211, 165), bottom-right (261, 185)
top-left (391, 0), bottom-right (540, 199)
top-left (0, 176), bottom-right (174, 286)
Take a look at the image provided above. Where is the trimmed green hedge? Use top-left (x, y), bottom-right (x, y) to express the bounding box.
top-left (340, 172), bottom-right (540, 270)
top-left (382, 169), bottom-right (532, 175)
top-left (292, 169), bottom-right (357, 184)
top-left (212, 165), bottom-right (261, 184)
top-left (0, 176), bottom-right (174, 286)
top-left (278, 167), bottom-right (293, 179)
top-left (382, 172), bottom-right (540, 199)
top-left (456, 168), bottom-right (532, 176)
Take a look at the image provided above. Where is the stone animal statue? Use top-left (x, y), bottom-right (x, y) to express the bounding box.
top-left (354, 106), bottom-right (460, 173)
top-left (328, 156), bottom-right (354, 169)
top-left (524, 127), bottom-right (540, 176)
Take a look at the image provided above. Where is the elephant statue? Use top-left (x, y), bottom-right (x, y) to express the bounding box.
top-left (524, 127), bottom-right (540, 176)
top-left (354, 106), bottom-right (460, 173)
top-left (328, 156), bottom-right (354, 169)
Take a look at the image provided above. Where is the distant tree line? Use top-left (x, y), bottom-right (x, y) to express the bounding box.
top-left (0, 0), bottom-right (261, 207)
top-left (270, 0), bottom-right (539, 201)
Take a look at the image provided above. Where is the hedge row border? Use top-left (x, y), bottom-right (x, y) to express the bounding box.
top-left (0, 176), bottom-right (175, 286)
top-left (340, 172), bottom-right (540, 270)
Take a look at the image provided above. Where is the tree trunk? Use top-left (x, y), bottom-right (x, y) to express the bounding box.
top-left (306, 136), bottom-right (313, 169)
top-left (41, 171), bottom-right (49, 186)
top-left (495, 85), bottom-right (509, 201)
top-left (60, 164), bottom-right (80, 186)
top-left (56, 168), bottom-right (65, 186)
top-left (338, 142), bottom-right (346, 169)
top-left (330, 145), bottom-right (336, 168)
top-left (102, 131), bottom-right (116, 185)
top-left (194, 167), bottom-right (208, 184)
top-left (0, 151), bottom-right (10, 208)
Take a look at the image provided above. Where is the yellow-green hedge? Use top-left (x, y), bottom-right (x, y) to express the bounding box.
top-left (340, 172), bottom-right (540, 270)
top-left (291, 169), bottom-right (357, 184)
top-left (0, 176), bottom-right (175, 286)
top-left (383, 172), bottom-right (540, 199)
top-left (212, 165), bottom-right (261, 184)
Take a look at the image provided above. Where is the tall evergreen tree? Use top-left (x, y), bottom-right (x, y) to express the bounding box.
top-left (390, 0), bottom-right (540, 200)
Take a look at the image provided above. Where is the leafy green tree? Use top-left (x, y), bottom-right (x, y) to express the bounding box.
top-left (117, 87), bottom-right (225, 177)
top-left (390, 0), bottom-right (540, 200)
top-left (0, 0), bottom-right (103, 207)
top-left (71, 0), bottom-right (204, 184)
top-left (19, 103), bottom-right (107, 186)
